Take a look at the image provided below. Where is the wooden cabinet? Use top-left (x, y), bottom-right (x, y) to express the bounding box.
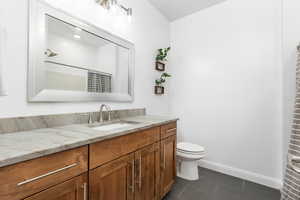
top-left (134, 143), bottom-right (160, 200)
top-left (161, 122), bottom-right (177, 139)
top-left (89, 153), bottom-right (135, 200)
top-left (89, 143), bottom-right (161, 200)
top-left (24, 173), bottom-right (87, 200)
top-left (160, 135), bottom-right (177, 199)
top-left (0, 122), bottom-right (177, 200)
top-left (0, 146), bottom-right (88, 200)
top-left (90, 127), bottom-right (160, 169)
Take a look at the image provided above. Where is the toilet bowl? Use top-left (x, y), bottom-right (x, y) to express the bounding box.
top-left (177, 142), bottom-right (205, 181)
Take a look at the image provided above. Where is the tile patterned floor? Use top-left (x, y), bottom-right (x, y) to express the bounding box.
top-left (163, 168), bottom-right (281, 200)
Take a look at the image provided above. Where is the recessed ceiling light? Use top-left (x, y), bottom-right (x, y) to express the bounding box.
top-left (75, 27), bottom-right (82, 32)
top-left (74, 34), bottom-right (81, 39)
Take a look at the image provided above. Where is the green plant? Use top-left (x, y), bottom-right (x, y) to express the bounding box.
top-left (156, 47), bottom-right (171, 61)
top-left (155, 73), bottom-right (171, 86)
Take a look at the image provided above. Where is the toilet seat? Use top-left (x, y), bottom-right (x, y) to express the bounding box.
top-left (177, 149), bottom-right (205, 155)
top-left (177, 142), bottom-right (205, 155)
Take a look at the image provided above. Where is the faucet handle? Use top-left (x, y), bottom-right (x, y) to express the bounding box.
top-left (107, 106), bottom-right (112, 121)
top-left (88, 113), bottom-right (93, 124)
top-left (81, 113), bottom-right (93, 124)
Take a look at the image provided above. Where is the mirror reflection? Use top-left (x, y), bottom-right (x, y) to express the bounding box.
top-left (44, 15), bottom-right (129, 94)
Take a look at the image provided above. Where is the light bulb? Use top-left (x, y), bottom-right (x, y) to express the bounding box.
top-left (73, 34), bottom-right (81, 39)
top-left (127, 15), bottom-right (132, 23)
top-left (111, 5), bottom-right (117, 15)
top-left (74, 27), bottom-right (82, 32)
top-left (127, 8), bottom-right (132, 23)
top-left (110, 0), bottom-right (117, 15)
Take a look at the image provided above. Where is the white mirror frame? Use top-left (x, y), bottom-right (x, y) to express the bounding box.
top-left (28, 0), bottom-right (135, 102)
top-left (0, 25), bottom-right (6, 96)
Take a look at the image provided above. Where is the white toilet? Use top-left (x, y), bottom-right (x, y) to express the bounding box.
top-left (176, 142), bottom-right (205, 180)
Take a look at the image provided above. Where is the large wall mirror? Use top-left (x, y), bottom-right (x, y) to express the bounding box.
top-left (28, 0), bottom-right (134, 102)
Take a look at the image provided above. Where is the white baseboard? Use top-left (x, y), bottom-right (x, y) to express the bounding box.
top-left (198, 160), bottom-right (283, 190)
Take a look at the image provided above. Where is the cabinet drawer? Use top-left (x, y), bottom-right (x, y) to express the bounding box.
top-left (24, 173), bottom-right (87, 200)
top-left (161, 122), bottom-right (177, 139)
top-left (90, 127), bottom-right (160, 169)
top-left (0, 146), bottom-right (88, 200)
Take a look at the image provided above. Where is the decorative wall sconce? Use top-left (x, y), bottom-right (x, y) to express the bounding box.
top-left (95, 0), bottom-right (133, 22)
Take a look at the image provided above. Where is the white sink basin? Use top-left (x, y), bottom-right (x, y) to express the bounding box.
top-left (91, 122), bottom-right (136, 131)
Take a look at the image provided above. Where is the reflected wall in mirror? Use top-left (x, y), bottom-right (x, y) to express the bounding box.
top-left (28, 0), bottom-right (134, 102)
top-left (0, 26), bottom-right (6, 96)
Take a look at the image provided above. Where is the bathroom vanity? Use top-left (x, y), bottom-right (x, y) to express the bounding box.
top-left (0, 0), bottom-right (179, 199)
top-left (0, 113), bottom-right (177, 200)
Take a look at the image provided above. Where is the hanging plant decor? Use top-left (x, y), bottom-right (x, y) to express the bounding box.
top-left (156, 47), bottom-right (171, 62)
top-left (154, 73), bottom-right (171, 95)
top-left (154, 47), bottom-right (171, 95)
top-left (155, 47), bottom-right (170, 71)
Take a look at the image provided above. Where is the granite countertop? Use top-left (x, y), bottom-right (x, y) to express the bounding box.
top-left (0, 115), bottom-right (178, 168)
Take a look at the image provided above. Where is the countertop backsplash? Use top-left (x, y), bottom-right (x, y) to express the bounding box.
top-left (0, 108), bottom-right (146, 134)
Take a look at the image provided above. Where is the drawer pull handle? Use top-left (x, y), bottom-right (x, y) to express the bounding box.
top-left (17, 163), bottom-right (77, 186)
top-left (166, 128), bottom-right (176, 133)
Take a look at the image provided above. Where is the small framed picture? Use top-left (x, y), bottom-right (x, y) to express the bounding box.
top-left (155, 86), bottom-right (164, 95)
top-left (156, 61), bottom-right (165, 71)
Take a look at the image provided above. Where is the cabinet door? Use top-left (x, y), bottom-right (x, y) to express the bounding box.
top-left (24, 174), bottom-right (87, 200)
top-left (135, 143), bottom-right (160, 200)
top-left (89, 153), bottom-right (135, 200)
top-left (160, 135), bottom-right (176, 198)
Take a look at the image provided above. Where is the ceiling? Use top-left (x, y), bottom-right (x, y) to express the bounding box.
top-left (148, 0), bottom-right (227, 21)
top-left (47, 15), bottom-right (110, 47)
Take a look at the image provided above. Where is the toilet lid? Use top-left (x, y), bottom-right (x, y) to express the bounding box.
top-left (177, 142), bottom-right (205, 153)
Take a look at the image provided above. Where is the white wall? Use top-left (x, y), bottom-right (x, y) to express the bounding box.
top-left (47, 33), bottom-right (99, 72)
top-left (0, 26), bottom-right (6, 96)
top-left (95, 44), bottom-right (117, 75)
top-left (170, 0), bottom-right (283, 188)
top-left (0, 0), bottom-right (170, 117)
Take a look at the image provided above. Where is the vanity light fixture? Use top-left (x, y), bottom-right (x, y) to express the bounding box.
top-left (95, 0), bottom-right (133, 22)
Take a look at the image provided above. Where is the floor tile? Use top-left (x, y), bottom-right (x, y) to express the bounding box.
top-left (162, 167), bottom-right (281, 200)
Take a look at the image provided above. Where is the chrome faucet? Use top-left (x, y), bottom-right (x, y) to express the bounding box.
top-left (99, 104), bottom-right (112, 122)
